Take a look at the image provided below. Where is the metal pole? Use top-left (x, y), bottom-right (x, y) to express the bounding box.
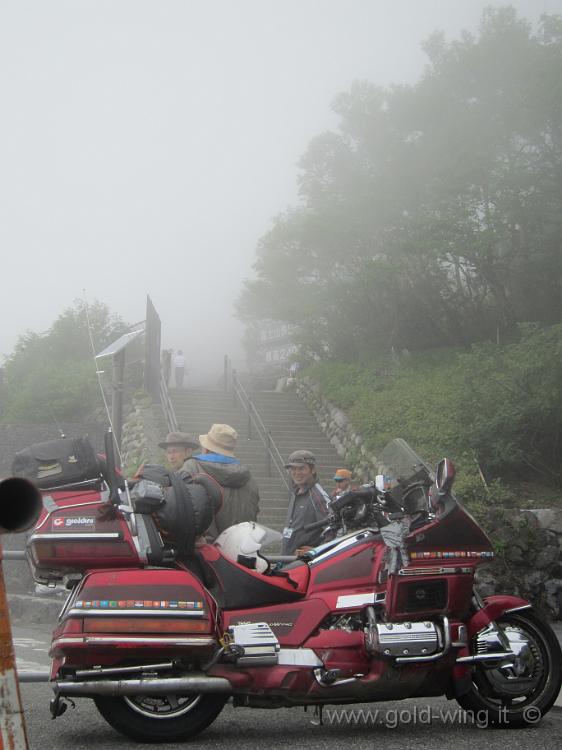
top-left (232, 369), bottom-right (237, 406)
top-left (247, 398), bottom-right (252, 440)
top-left (0, 545), bottom-right (30, 749)
top-left (223, 355), bottom-right (228, 392)
top-left (266, 431), bottom-right (272, 476)
top-left (112, 349), bottom-right (125, 468)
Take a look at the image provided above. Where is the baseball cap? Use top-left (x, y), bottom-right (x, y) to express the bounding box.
top-left (284, 450), bottom-right (316, 468)
top-left (333, 468), bottom-right (353, 481)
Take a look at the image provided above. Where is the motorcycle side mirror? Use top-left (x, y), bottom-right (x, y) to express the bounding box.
top-left (435, 458), bottom-right (456, 496)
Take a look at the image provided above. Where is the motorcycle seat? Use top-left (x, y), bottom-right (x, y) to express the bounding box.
top-left (196, 544), bottom-right (309, 609)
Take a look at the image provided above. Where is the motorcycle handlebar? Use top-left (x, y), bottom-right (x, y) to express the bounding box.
top-left (303, 515), bottom-right (334, 533)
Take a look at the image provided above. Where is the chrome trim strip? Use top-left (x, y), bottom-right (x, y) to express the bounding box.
top-left (336, 591), bottom-right (386, 609)
top-left (399, 566), bottom-right (473, 576)
top-left (277, 649), bottom-right (323, 667)
top-left (30, 533), bottom-right (121, 541)
top-left (456, 651), bottom-right (515, 664)
top-left (70, 609), bottom-right (205, 617)
top-left (52, 636), bottom-right (216, 647)
top-left (504, 604), bottom-right (532, 614)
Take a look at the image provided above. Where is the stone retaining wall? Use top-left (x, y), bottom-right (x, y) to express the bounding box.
top-left (296, 375), bottom-right (562, 619)
top-left (296, 376), bottom-right (379, 481)
top-left (120, 391), bottom-right (164, 474)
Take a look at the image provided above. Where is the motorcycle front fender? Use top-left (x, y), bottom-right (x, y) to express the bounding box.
top-left (450, 594), bottom-right (531, 695)
top-left (466, 595), bottom-right (531, 639)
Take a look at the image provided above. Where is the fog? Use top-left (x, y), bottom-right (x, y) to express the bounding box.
top-left (0, 0), bottom-right (559, 385)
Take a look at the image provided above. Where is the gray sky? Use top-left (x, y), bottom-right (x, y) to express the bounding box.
top-left (1, 0), bottom-right (559, 384)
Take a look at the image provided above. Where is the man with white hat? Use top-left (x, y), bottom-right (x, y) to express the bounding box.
top-left (181, 424), bottom-right (260, 537)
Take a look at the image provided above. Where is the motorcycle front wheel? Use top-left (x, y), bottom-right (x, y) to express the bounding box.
top-left (94, 692), bottom-right (227, 743)
top-left (456, 609), bottom-right (562, 727)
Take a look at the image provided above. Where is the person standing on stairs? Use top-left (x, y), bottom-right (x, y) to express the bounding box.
top-left (180, 423), bottom-right (260, 538)
top-left (173, 349), bottom-right (186, 389)
top-left (282, 450), bottom-right (331, 556)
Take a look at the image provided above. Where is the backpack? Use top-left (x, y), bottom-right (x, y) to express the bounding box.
top-left (12, 437), bottom-right (101, 490)
top-left (132, 465), bottom-right (223, 556)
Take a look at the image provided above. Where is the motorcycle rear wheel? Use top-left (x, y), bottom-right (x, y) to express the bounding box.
top-left (456, 609), bottom-right (562, 727)
top-left (94, 692), bottom-right (227, 743)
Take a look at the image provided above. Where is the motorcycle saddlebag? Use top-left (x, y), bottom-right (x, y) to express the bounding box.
top-left (12, 437), bottom-right (101, 489)
top-left (51, 568), bottom-right (218, 663)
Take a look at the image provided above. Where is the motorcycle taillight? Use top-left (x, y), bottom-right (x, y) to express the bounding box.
top-left (31, 539), bottom-right (136, 562)
top-left (85, 617), bottom-right (211, 634)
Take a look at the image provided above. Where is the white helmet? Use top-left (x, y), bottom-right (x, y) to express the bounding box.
top-left (214, 522), bottom-right (282, 573)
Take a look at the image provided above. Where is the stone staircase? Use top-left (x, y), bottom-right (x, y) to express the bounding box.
top-left (169, 388), bottom-right (344, 532)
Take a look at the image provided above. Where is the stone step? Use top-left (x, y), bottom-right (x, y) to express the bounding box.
top-left (168, 388), bottom-right (343, 512)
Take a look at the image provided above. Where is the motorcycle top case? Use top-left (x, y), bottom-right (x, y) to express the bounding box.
top-left (12, 436), bottom-right (101, 489)
top-left (28, 490), bottom-right (142, 582)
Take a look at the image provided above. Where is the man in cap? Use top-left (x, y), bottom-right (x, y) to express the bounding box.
top-left (282, 450), bottom-right (331, 556)
top-left (331, 468), bottom-right (354, 498)
top-left (158, 431), bottom-right (200, 471)
top-left (181, 424), bottom-right (260, 537)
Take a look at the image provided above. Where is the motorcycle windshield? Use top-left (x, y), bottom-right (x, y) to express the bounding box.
top-left (377, 439), bottom-right (434, 487)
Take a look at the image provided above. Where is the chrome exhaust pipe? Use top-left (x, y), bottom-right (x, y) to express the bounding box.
top-left (456, 651), bottom-right (515, 664)
top-left (55, 674), bottom-right (232, 697)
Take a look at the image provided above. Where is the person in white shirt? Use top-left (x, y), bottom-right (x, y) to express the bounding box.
top-left (173, 350), bottom-right (186, 388)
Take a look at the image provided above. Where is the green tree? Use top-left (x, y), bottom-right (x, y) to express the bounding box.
top-left (238, 7), bottom-right (562, 358)
top-left (2, 300), bottom-right (129, 423)
top-left (457, 323), bottom-right (562, 485)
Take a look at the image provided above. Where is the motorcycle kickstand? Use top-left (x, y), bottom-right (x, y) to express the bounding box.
top-left (309, 705), bottom-right (324, 726)
top-left (50, 694), bottom-right (75, 719)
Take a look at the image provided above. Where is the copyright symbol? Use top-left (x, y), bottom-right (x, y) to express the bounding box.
top-left (522, 706), bottom-right (542, 724)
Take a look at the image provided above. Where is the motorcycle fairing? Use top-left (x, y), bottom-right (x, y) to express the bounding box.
top-left (407, 501), bottom-right (493, 551)
top-left (223, 598), bottom-right (330, 647)
top-left (307, 534), bottom-right (386, 595)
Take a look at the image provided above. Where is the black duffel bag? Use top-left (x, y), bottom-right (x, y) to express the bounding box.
top-left (12, 436), bottom-right (101, 490)
top-left (131, 465), bottom-right (223, 556)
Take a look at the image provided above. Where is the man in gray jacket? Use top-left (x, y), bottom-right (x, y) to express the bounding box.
top-left (180, 423), bottom-right (260, 537)
top-left (282, 450), bottom-right (331, 556)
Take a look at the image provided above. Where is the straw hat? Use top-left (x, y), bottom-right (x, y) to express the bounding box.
top-left (199, 424), bottom-right (238, 458)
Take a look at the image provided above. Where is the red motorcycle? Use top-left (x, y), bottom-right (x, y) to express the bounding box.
top-left (19, 437), bottom-right (562, 742)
